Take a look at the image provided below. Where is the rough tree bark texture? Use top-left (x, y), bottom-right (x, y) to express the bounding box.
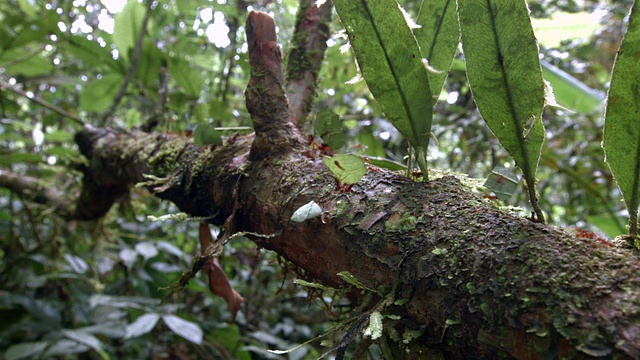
top-left (56, 11), bottom-right (640, 359)
top-left (286, 0), bottom-right (332, 126)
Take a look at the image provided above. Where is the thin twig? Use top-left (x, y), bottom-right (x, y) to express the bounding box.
top-left (0, 167), bottom-right (73, 220)
top-left (101, 0), bottom-right (154, 125)
top-left (0, 81), bottom-right (85, 125)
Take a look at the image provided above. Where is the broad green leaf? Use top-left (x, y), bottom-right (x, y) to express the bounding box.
top-left (459, 0), bottom-right (545, 220)
top-left (62, 330), bottom-right (109, 360)
top-left (45, 146), bottom-right (79, 158)
top-left (541, 60), bottom-right (604, 113)
top-left (0, 49), bottom-right (54, 77)
top-left (134, 40), bottom-right (164, 86)
top-left (192, 102), bottom-right (210, 124)
top-left (314, 108), bottom-right (346, 149)
top-left (113, 0), bottom-right (146, 61)
top-left (124, 313), bottom-right (160, 339)
top-left (163, 314), bottom-right (203, 344)
top-left (366, 157), bottom-right (407, 172)
top-left (75, 324), bottom-right (126, 339)
top-left (79, 74), bottom-right (124, 112)
top-left (67, 36), bottom-right (125, 73)
top-left (45, 130), bottom-right (73, 143)
top-left (0, 152), bottom-right (43, 166)
top-left (586, 215), bottom-right (624, 239)
top-left (210, 325), bottom-right (252, 360)
top-left (333, 0), bottom-right (432, 176)
top-left (17, 0), bottom-right (38, 20)
top-left (323, 154), bottom-right (367, 185)
top-left (5, 342), bottom-right (49, 360)
top-left (168, 56), bottom-right (203, 97)
top-left (124, 108), bottom-right (142, 127)
top-left (414, 0), bottom-right (460, 98)
top-left (603, 2), bottom-right (640, 235)
top-left (44, 340), bottom-right (89, 356)
top-left (531, 11), bottom-right (600, 48)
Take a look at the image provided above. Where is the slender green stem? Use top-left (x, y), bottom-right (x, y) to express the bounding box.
top-left (630, 212), bottom-right (638, 236)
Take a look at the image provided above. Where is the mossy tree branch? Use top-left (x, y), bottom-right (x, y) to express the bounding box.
top-left (4, 8), bottom-right (640, 360)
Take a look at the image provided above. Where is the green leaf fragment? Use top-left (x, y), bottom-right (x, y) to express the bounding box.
top-left (363, 311), bottom-right (383, 340)
top-left (0, 49), bottom-right (55, 77)
top-left (291, 201), bottom-right (323, 223)
top-left (445, 319), bottom-right (461, 326)
top-left (168, 56), bottom-right (203, 97)
top-left (294, 279), bottom-right (334, 291)
top-left (323, 154), bottom-right (367, 185)
top-left (112, 0), bottom-right (146, 61)
top-left (79, 74), bottom-right (125, 112)
top-left (484, 166), bottom-right (520, 201)
top-left (124, 313), bottom-right (160, 339)
top-left (541, 60), bottom-right (604, 113)
top-left (337, 271), bottom-right (376, 293)
top-left (61, 330), bottom-right (109, 359)
top-left (5, 342), bottom-right (50, 360)
top-left (315, 108), bottom-right (346, 150)
top-left (18, 0), bottom-right (38, 19)
top-left (414, 0), bottom-right (460, 98)
top-left (394, 298), bottom-right (409, 306)
top-left (193, 124), bottom-right (222, 146)
top-left (163, 314), bottom-right (203, 345)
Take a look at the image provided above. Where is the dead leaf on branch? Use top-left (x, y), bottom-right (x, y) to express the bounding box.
top-left (199, 222), bottom-right (244, 320)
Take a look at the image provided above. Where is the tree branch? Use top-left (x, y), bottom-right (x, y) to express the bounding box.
top-left (286, 0), bottom-right (332, 127)
top-left (0, 167), bottom-right (73, 219)
top-left (245, 11), bottom-right (305, 160)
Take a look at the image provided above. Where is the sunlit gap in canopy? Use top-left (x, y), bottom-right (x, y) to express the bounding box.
top-left (199, 8), bottom-right (231, 48)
